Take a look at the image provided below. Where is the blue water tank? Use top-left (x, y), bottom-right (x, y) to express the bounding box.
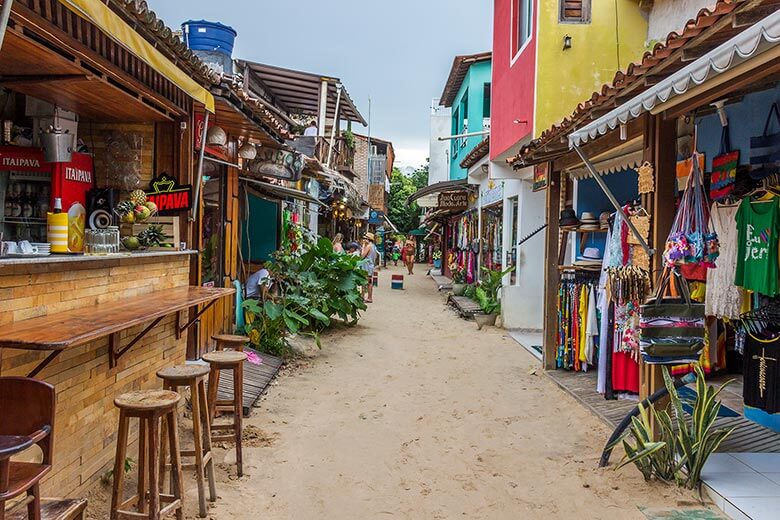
top-left (182, 20), bottom-right (237, 57)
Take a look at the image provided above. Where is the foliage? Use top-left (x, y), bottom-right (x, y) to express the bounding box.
top-left (432, 250), bottom-right (442, 260)
top-left (387, 162), bottom-right (429, 233)
top-left (242, 227), bottom-right (368, 357)
top-left (474, 266), bottom-right (515, 315)
top-left (463, 283), bottom-right (477, 299)
top-left (341, 129), bottom-right (355, 150)
top-left (451, 265), bottom-right (466, 284)
top-left (612, 366), bottom-right (735, 489)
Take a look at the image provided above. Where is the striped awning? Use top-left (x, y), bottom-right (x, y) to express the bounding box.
top-left (58, 0), bottom-right (215, 112)
top-left (569, 9), bottom-right (780, 148)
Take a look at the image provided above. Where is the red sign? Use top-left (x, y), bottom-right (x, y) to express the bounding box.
top-left (145, 174), bottom-right (192, 214)
top-left (0, 146), bottom-right (47, 172)
top-left (194, 113), bottom-right (228, 161)
top-left (52, 153), bottom-right (94, 210)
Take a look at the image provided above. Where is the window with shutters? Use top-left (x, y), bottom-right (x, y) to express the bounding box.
top-left (560, 0), bottom-right (591, 23)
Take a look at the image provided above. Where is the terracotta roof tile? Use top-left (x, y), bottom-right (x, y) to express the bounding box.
top-left (459, 137), bottom-right (490, 169)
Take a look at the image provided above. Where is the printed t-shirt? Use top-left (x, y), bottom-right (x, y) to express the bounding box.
top-left (735, 198), bottom-right (780, 296)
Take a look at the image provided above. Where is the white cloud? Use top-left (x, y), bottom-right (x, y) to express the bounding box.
top-left (393, 147), bottom-right (429, 171)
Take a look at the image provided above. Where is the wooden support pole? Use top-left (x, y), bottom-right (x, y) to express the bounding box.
top-left (543, 165), bottom-right (561, 371)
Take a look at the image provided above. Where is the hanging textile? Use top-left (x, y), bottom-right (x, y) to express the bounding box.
top-left (705, 202), bottom-right (744, 318)
top-left (557, 270), bottom-right (600, 372)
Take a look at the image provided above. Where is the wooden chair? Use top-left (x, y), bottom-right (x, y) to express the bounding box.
top-left (110, 390), bottom-right (183, 520)
top-left (203, 351), bottom-right (247, 477)
top-left (157, 365), bottom-right (216, 518)
top-left (0, 377), bottom-right (55, 520)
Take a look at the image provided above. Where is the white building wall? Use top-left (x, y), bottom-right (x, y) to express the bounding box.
top-left (646, 0), bottom-right (718, 41)
top-left (494, 162), bottom-right (545, 331)
top-left (429, 100), bottom-right (452, 186)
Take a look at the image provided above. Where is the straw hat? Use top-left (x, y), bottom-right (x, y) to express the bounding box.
top-left (363, 232), bottom-right (375, 242)
top-left (575, 247), bottom-right (603, 265)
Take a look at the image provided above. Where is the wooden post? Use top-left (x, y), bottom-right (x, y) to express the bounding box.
top-left (640, 114), bottom-right (677, 402)
top-left (543, 165), bottom-right (561, 370)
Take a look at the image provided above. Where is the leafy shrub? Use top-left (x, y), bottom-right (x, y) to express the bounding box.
top-left (612, 365), bottom-right (734, 489)
top-left (242, 227), bottom-right (368, 357)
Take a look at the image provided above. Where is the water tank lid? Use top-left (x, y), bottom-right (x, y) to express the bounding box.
top-left (182, 19), bottom-right (237, 37)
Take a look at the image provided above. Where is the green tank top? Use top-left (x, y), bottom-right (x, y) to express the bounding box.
top-left (735, 197), bottom-right (780, 296)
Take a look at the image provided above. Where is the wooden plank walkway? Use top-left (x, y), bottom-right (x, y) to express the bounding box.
top-left (447, 295), bottom-right (481, 318)
top-left (213, 348), bottom-right (283, 417)
top-left (546, 369), bottom-right (780, 453)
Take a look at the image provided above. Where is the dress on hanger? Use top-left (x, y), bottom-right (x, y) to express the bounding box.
top-left (705, 203), bottom-right (743, 319)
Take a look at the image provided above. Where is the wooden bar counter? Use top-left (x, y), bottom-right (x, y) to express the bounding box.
top-left (0, 251), bottom-right (233, 497)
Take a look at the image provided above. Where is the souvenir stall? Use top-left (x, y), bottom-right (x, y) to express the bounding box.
top-left (445, 210), bottom-right (479, 283)
top-left (555, 166), bottom-right (648, 399)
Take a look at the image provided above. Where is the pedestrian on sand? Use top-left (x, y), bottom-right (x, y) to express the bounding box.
top-left (361, 232), bottom-right (378, 303)
top-left (392, 241), bottom-right (401, 266)
top-left (403, 235), bottom-right (416, 275)
top-left (333, 232), bottom-right (344, 254)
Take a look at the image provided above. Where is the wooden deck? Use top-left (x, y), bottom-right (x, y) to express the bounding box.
top-left (448, 295), bottom-right (481, 318)
top-left (430, 273), bottom-right (453, 291)
top-left (213, 348), bottom-right (283, 417)
top-left (546, 369), bottom-right (780, 453)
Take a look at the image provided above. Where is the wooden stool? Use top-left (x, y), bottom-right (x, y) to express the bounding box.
top-left (110, 390), bottom-right (183, 520)
top-left (202, 350), bottom-right (247, 477)
top-left (212, 334), bottom-right (249, 352)
top-left (156, 365), bottom-right (216, 518)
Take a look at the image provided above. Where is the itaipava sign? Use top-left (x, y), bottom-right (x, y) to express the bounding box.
top-left (145, 174), bottom-right (192, 214)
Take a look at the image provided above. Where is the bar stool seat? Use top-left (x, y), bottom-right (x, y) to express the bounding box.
top-left (156, 364), bottom-right (216, 518)
top-left (202, 350), bottom-right (246, 366)
top-left (111, 390), bottom-right (183, 520)
top-left (202, 350), bottom-right (246, 477)
top-left (212, 334), bottom-right (249, 351)
top-left (156, 364), bottom-right (210, 382)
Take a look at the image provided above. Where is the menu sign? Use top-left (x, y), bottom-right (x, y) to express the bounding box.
top-left (145, 174), bottom-right (192, 214)
top-left (246, 148), bottom-right (304, 181)
top-left (438, 190), bottom-right (468, 210)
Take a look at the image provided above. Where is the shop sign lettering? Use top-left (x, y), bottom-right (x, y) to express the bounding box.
top-left (533, 163), bottom-right (548, 192)
top-left (145, 174), bottom-right (192, 214)
top-left (64, 166), bottom-right (92, 183)
top-left (438, 191), bottom-right (468, 209)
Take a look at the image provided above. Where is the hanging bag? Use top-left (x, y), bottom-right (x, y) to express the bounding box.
top-left (710, 126), bottom-right (739, 201)
top-left (663, 152), bottom-right (719, 281)
top-left (750, 102), bottom-right (780, 180)
top-left (640, 268), bottom-right (705, 362)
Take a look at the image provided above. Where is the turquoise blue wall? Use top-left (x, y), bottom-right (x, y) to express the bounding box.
top-left (241, 195), bottom-right (280, 262)
top-left (450, 60), bottom-right (492, 180)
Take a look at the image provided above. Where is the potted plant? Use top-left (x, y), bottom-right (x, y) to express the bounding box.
top-left (473, 266), bottom-right (514, 329)
top-left (432, 250), bottom-right (442, 269)
top-left (451, 265), bottom-right (467, 295)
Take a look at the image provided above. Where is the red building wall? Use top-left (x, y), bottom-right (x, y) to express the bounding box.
top-left (490, 0), bottom-right (537, 161)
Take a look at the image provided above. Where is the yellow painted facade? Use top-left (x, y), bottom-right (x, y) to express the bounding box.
top-left (534, 0), bottom-right (648, 138)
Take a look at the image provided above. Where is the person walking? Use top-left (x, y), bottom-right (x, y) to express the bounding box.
top-left (392, 241), bottom-right (401, 266)
top-left (333, 232), bottom-right (344, 254)
top-left (403, 235), bottom-right (416, 275)
top-left (361, 232), bottom-right (378, 303)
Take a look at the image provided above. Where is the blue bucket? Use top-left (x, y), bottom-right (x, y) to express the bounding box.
top-left (182, 20), bottom-right (237, 56)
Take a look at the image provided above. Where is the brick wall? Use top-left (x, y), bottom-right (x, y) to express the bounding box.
top-left (353, 138), bottom-right (370, 202)
top-left (0, 253), bottom-right (193, 497)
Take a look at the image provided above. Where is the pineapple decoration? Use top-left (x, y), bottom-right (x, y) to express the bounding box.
top-left (115, 189), bottom-right (157, 224)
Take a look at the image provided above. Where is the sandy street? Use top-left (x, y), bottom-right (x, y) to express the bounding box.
top-left (201, 264), bottom-right (695, 520)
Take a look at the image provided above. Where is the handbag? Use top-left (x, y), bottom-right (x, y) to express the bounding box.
top-left (750, 102), bottom-right (780, 180)
top-left (710, 126), bottom-right (739, 201)
top-left (640, 268), bottom-right (705, 364)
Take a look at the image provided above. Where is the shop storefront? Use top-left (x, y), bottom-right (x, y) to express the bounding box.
top-left (0, 0), bottom-right (239, 499)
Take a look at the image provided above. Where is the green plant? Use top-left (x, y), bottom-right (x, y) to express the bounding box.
top-left (242, 227), bottom-right (368, 357)
top-left (451, 265), bottom-right (466, 284)
top-left (138, 224), bottom-right (167, 248)
top-left (463, 283), bottom-right (477, 299)
top-left (612, 366), bottom-right (735, 489)
top-left (474, 266), bottom-right (515, 315)
top-left (341, 129), bottom-right (355, 150)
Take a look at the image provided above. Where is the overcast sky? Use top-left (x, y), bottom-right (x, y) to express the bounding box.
top-left (152, 1), bottom-right (493, 170)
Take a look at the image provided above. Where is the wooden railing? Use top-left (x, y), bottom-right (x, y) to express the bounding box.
top-left (291, 136), bottom-right (354, 171)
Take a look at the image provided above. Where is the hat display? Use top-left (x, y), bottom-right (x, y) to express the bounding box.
top-left (579, 211), bottom-right (601, 230)
top-left (559, 208), bottom-right (580, 228)
top-left (575, 247), bottom-right (603, 266)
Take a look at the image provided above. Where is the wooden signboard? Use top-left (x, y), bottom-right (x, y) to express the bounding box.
top-left (438, 190), bottom-right (468, 210)
top-left (369, 184), bottom-right (386, 210)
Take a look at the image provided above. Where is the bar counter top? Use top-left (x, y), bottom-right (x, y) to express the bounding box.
top-left (0, 249), bottom-right (196, 267)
